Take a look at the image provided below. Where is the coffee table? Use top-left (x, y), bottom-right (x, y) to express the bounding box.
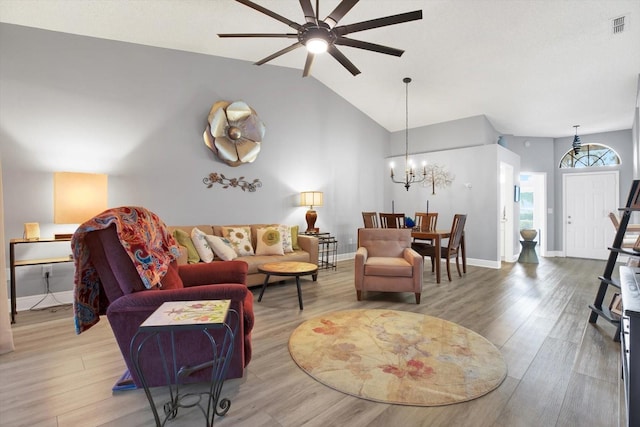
top-left (257, 261), bottom-right (318, 310)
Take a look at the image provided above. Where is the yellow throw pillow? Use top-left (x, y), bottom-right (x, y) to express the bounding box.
top-left (291, 225), bottom-right (300, 250)
top-left (173, 229), bottom-right (200, 264)
top-left (256, 227), bottom-right (284, 256)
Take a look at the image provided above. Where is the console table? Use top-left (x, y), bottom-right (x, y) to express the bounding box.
top-left (130, 300), bottom-right (238, 427)
top-left (9, 237), bottom-right (72, 323)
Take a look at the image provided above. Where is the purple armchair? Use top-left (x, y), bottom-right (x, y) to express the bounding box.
top-left (83, 224), bottom-right (254, 388)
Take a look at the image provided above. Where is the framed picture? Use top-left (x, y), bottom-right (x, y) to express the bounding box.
top-left (610, 293), bottom-right (623, 316)
top-left (514, 185), bottom-right (520, 202)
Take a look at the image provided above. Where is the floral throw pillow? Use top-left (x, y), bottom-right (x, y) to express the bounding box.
top-left (190, 227), bottom-right (214, 263)
top-left (256, 227), bottom-right (284, 256)
top-left (221, 226), bottom-right (255, 256)
top-left (278, 224), bottom-right (293, 253)
top-left (205, 235), bottom-right (237, 261)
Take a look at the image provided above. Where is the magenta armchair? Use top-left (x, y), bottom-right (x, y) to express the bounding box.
top-left (355, 228), bottom-right (424, 303)
top-left (83, 225), bottom-right (254, 388)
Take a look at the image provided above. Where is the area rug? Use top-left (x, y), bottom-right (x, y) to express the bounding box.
top-left (288, 309), bottom-right (507, 406)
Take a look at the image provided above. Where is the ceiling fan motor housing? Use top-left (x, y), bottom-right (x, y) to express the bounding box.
top-left (299, 22), bottom-right (335, 47)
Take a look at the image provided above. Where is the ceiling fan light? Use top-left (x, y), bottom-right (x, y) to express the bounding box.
top-left (306, 38), bottom-right (328, 54)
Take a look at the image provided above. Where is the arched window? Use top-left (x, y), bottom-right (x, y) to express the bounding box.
top-left (559, 143), bottom-right (621, 168)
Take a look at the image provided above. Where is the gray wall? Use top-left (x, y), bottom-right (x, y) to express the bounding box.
top-left (1, 23), bottom-right (636, 300)
top-left (386, 115), bottom-right (519, 266)
top-left (0, 23), bottom-right (388, 298)
top-left (505, 130), bottom-right (633, 252)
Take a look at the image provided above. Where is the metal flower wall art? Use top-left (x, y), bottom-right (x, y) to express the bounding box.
top-left (203, 100), bottom-right (266, 167)
top-left (203, 172), bottom-right (262, 192)
top-left (422, 163), bottom-right (455, 195)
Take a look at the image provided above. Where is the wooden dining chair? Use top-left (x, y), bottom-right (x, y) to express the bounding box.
top-left (414, 212), bottom-right (438, 232)
top-left (412, 212), bottom-right (438, 250)
top-left (418, 214), bottom-right (467, 281)
top-left (379, 213), bottom-right (405, 229)
top-left (362, 212), bottom-right (379, 228)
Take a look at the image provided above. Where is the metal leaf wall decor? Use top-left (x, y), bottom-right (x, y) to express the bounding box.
top-left (203, 100), bottom-right (266, 167)
top-left (422, 163), bottom-right (454, 195)
top-left (203, 172), bottom-right (262, 192)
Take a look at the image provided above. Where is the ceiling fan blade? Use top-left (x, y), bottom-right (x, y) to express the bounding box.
top-left (303, 52), bottom-right (315, 77)
top-left (335, 37), bottom-right (404, 56)
top-left (327, 45), bottom-right (361, 76)
top-left (299, 0), bottom-right (317, 24)
top-left (254, 42), bottom-right (303, 66)
top-left (335, 10), bottom-right (423, 36)
top-left (218, 33), bottom-right (298, 38)
top-left (234, 0), bottom-right (302, 31)
top-left (325, 0), bottom-right (359, 28)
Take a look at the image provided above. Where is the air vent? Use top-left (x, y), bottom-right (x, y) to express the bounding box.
top-left (612, 16), bottom-right (625, 34)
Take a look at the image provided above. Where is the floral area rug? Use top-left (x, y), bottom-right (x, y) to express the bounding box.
top-left (288, 309), bottom-right (507, 406)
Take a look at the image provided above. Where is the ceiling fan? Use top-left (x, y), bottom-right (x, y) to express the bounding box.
top-left (218, 0), bottom-right (423, 77)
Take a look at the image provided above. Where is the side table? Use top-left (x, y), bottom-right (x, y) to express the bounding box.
top-left (518, 240), bottom-right (538, 263)
top-left (300, 231), bottom-right (338, 270)
top-left (130, 300), bottom-right (238, 427)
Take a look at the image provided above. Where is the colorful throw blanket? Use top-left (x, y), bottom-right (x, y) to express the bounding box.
top-left (72, 206), bottom-right (180, 334)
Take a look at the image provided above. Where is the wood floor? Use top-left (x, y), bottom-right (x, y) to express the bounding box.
top-left (1, 257), bottom-right (624, 427)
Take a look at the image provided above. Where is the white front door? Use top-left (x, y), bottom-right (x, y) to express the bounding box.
top-left (564, 171), bottom-right (619, 260)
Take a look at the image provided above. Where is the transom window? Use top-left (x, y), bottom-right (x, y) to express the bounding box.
top-left (559, 143), bottom-right (620, 168)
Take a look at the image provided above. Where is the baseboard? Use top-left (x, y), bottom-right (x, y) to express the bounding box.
top-left (14, 290), bottom-right (74, 312)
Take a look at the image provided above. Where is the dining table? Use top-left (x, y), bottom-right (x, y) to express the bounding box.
top-left (411, 229), bottom-right (466, 284)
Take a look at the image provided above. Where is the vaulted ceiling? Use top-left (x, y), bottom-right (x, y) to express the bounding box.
top-left (1, 0), bottom-right (639, 138)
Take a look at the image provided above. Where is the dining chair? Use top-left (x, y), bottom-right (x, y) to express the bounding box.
top-left (379, 213), bottom-right (405, 229)
top-left (411, 212), bottom-right (438, 253)
top-left (418, 214), bottom-right (467, 281)
top-left (362, 211), bottom-right (379, 228)
top-left (414, 212), bottom-right (438, 232)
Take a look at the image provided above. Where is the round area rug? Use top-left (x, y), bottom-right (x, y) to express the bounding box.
top-left (288, 309), bottom-right (507, 406)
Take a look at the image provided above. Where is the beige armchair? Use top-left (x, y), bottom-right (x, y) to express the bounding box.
top-left (355, 228), bottom-right (424, 304)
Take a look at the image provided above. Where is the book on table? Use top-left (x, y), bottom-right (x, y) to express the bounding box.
top-left (140, 300), bottom-right (231, 328)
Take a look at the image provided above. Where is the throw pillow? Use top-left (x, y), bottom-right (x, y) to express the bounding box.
top-left (256, 227), bottom-right (285, 256)
top-left (190, 227), bottom-right (214, 263)
top-left (173, 229), bottom-right (200, 264)
top-left (221, 226), bottom-right (255, 256)
top-left (205, 235), bottom-right (238, 261)
top-left (279, 224), bottom-right (293, 253)
top-left (291, 225), bottom-right (300, 250)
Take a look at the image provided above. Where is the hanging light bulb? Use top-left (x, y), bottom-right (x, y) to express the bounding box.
top-left (572, 125), bottom-right (581, 155)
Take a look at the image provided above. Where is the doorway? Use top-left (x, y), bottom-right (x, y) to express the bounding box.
top-left (563, 171), bottom-right (619, 260)
top-left (519, 172), bottom-right (547, 256)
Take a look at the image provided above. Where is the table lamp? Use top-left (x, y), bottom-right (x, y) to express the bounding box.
top-left (300, 191), bottom-right (323, 233)
top-left (54, 172), bottom-right (108, 239)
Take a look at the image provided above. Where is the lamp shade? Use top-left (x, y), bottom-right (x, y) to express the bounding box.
top-left (54, 172), bottom-right (108, 224)
top-left (300, 191), bottom-right (323, 208)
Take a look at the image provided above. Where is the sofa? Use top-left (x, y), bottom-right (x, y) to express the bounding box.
top-left (169, 224), bottom-right (319, 287)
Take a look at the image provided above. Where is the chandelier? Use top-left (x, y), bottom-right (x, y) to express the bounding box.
top-left (572, 125), bottom-right (582, 155)
top-left (390, 77), bottom-right (426, 191)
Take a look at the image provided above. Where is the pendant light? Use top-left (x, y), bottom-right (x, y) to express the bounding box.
top-left (572, 125), bottom-right (582, 155)
top-left (390, 77), bottom-right (426, 191)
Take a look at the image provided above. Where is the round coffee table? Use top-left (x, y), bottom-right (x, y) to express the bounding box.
top-left (257, 261), bottom-right (318, 310)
